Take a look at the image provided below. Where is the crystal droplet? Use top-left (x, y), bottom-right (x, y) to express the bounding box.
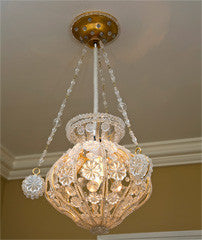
top-left (71, 197), bottom-right (82, 208)
top-left (87, 181), bottom-right (100, 192)
top-left (118, 102), bottom-right (127, 112)
top-left (65, 186), bottom-right (76, 196)
top-left (111, 181), bottom-right (122, 192)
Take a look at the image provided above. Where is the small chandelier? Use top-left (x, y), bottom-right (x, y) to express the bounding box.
top-left (22, 11), bottom-right (153, 235)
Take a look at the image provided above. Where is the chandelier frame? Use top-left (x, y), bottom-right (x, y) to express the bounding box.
top-left (21, 11), bottom-right (153, 236)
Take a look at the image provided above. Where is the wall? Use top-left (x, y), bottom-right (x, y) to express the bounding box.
top-left (1, 177), bottom-right (7, 220)
top-left (1, 164), bottom-right (201, 239)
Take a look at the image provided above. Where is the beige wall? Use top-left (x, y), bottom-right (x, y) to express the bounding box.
top-left (1, 177), bottom-right (7, 220)
top-left (1, 164), bottom-right (201, 239)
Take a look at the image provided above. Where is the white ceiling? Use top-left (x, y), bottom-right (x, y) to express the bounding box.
top-left (1, 1), bottom-right (201, 156)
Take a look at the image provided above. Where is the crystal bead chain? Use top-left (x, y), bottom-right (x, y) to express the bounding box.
top-left (38, 47), bottom-right (88, 166)
top-left (98, 49), bottom-right (108, 113)
top-left (100, 42), bottom-right (138, 146)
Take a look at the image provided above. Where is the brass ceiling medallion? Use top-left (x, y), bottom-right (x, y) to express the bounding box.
top-left (71, 11), bottom-right (119, 47)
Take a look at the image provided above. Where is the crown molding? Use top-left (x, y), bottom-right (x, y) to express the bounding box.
top-left (0, 146), bottom-right (15, 179)
top-left (1, 137), bottom-right (201, 180)
top-left (97, 230), bottom-right (202, 240)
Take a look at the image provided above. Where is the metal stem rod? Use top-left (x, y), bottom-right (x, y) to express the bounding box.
top-left (93, 42), bottom-right (98, 139)
top-left (93, 42), bottom-right (98, 114)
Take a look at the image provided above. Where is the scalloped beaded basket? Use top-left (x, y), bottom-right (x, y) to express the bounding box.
top-left (45, 113), bottom-right (153, 234)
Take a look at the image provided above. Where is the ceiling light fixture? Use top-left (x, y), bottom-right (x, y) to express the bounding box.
top-left (22, 11), bottom-right (153, 235)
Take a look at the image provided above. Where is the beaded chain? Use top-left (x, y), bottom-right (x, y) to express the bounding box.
top-left (98, 49), bottom-right (109, 113)
top-left (38, 47), bottom-right (88, 166)
top-left (38, 42), bottom-right (138, 167)
top-left (99, 41), bottom-right (138, 147)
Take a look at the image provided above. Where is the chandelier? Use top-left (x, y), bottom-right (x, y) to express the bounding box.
top-left (22, 11), bottom-right (153, 235)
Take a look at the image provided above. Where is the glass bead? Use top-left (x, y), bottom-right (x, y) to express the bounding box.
top-left (130, 185), bottom-right (139, 196)
top-left (118, 103), bottom-right (127, 112)
top-left (71, 197), bottom-right (82, 208)
top-left (133, 176), bottom-right (142, 185)
top-left (114, 87), bottom-right (119, 95)
top-left (42, 149), bottom-right (47, 157)
top-left (47, 137), bottom-right (53, 144)
top-left (132, 137), bottom-right (138, 145)
top-left (107, 193), bottom-right (119, 204)
top-left (105, 58), bottom-right (109, 64)
top-left (101, 122), bottom-right (110, 132)
top-left (111, 181), bottom-right (122, 192)
top-left (53, 118), bottom-right (61, 127)
top-left (125, 119), bottom-right (131, 127)
top-left (111, 75), bottom-right (116, 82)
top-left (77, 125), bottom-right (84, 135)
top-left (75, 67), bottom-right (80, 74)
top-left (52, 128), bottom-right (57, 134)
top-left (125, 177), bottom-right (130, 182)
top-left (122, 111), bottom-right (127, 117)
top-left (117, 97), bottom-right (122, 103)
top-left (78, 59), bottom-right (82, 65)
top-left (66, 88), bottom-right (72, 95)
top-left (87, 181), bottom-right (100, 192)
top-left (65, 186), bottom-right (76, 196)
top-left (86, 123), bottom-right (94, 133)
top-left (78, 177), bottom-right (84, 184)
top-left (58, 112), bottom-right (63, 117)
top-left (103, 52), bottom-right (108, 58)
top-left (109, 69), bottom-right (113, 74)
top-left (39, 158), bottom-right (44, 165)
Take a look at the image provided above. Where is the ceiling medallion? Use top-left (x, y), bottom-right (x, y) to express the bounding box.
top-left (71, 11), bottom-right (119, 47)
top-left (22, 11), bottom-right (153, 235)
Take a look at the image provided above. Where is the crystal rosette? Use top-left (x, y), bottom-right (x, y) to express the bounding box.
top-left (22, 174), bottom-right (45, 199)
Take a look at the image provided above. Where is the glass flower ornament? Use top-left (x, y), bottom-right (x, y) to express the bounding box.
top-left (22, 168), bottom-right (45, 199)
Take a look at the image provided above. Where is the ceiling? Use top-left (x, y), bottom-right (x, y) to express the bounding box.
top-left (1, 1), bottom-right (201, 156)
